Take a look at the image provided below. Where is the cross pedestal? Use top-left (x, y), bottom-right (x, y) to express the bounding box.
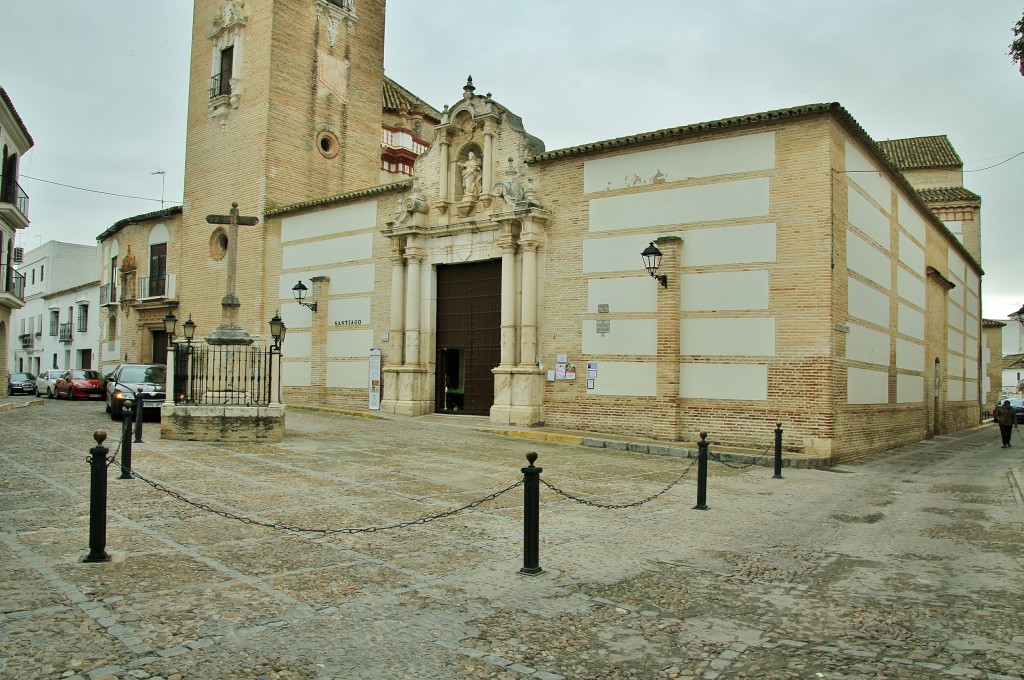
top-left (206, 202), bottom-right (259, 346)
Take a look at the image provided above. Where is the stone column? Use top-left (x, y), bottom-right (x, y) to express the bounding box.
top-left (483, 126), bottom-right (495, 195)
top-left (163, 340), bottom-right (175, 408)
top-left (389, 251), bottom-right (406, 365)
top-left (404, 246), bottom-right (422, 368)
top-left (507, 219), bottom-right (545, 426)
top-left (490, 227), bottom-right (518, 423)
top-left (439, 139), bottom-right (450, 203)
top-left (653, 236), bottom-right (682, 441)
top-left (519, 240), bottom-right (539, 365)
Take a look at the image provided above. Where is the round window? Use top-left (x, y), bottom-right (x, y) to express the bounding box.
top-left (317, 131), bottom-right (340, 159)
top-left (209, 227), bottom-right (229, 261)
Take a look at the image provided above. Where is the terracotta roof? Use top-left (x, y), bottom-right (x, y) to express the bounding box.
top-left (97, 205), bottom-right (181, 241)
top-left (983, 318), bottom-right (1008, 328)
top-left (0, 87), bottom-right (34, 148)
top-left (383, 76), bottom-right (441, 122)
top-left (876, 136), bottom-right (962, 170)
top-left (265, 179), bottom-right (412, 217)
top-left (916, 186), bottom-right (980, 203)
top-left (1003, 353), bottom-right (1024, 369)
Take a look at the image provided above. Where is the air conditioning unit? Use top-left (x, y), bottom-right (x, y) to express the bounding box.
top-left (13, 247), bottom-right (23, 263)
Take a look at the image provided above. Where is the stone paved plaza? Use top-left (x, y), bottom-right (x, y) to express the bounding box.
top-left (1, 398), bottom-right (1023, 679)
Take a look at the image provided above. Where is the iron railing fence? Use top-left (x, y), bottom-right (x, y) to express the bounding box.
top-left (173, 343), bottom-right (275, 406)
top-left (2, 265), bottom-right (25, 300)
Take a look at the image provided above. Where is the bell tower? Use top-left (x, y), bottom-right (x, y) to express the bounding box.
top-left (179, 0), bottom-right (386, 337)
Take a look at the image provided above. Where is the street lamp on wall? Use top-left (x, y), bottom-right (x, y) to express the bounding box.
top-left (182, 314), bottom-right (196, 347)
top-left (292, 280), bottom-right (318, 312)
top-left (163, 310), bottom-right (178, 340)
top-left (642, 242), bottom-right (668, 288)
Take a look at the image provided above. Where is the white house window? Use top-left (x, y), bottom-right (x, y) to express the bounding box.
top-left (77, 304), bottom-right (89, 333)
top-left (208, 0), bottom-right (247, 120)
top-left (50, 310), bottom-right (59, 336)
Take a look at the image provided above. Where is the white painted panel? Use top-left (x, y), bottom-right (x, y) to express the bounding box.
top-left (584, 132), bottom-right (776, 194)
top-left (679, 270), bottom-right (769, 311)
top-left (679, 363), bottom-right (768, 400)
top-left (583, 319), bottom-right (658, 355)
top-left (847, 188), bottom-right (890, 248)
top-left (896, 374), bottom-right (924, 403)
top-left (281, 330), bottom-right (312, 358)
top-left (966, 292), bottom-right (979, 323)
top-left (281, 200), bottom-right (377, 242)
top-left (897, 232), bottom-right (924, 274)
top-left (328, 297), bottom-right (371, 326)
top-left (897, 195), bottom-right (927, 244)
top-left (327, 360), bottom-right (370, 389)
top-left (680, 317), bottom-right (775, 356)
top-left (847, 231), bottom-right (891, 289)
top-left (845, 141), bottom-right (892, 209)
top-left (847, 367), bottom-right (888, 404)
top-left (283, 233), bottom-right (373, 269)
top-left (896, 338), bottom-right (924, 371)
top-left (947, 302), bottom-right (964, 331)
top-left (582, 232), bottom-right (682, 274)
top-left (949, 277), bottom-right (964, 305)
top-left (898, 303), bottom-right (924, 341)
top-left (277, 264), bottom-right (375, 299)
top-left (947, 250), bottom-right (966, 282)
top-left (846, 324), bottom-right (889, 366)
top-left (589, 177), bottom-right (770, 232)
top-left (283, 361), bottom-right (311, 387)
top-left (948, 329), bottom-right (963, 353)
top-left (947, 352), bottom-right (964, 378)
top-left (588, 277), bottom-right (656, 313)
top-left (897, 267), bottom-right (925, 308)
top-left (965, 270), bottom-right (979, 294)
top-left (327, 329), bottom-right (374, 358)
top-left (678, 223), bottom-right (776, 267)
top-left (587, 361), bottom-right (657, 396)
top-left (947, 377), bottom-right (963, 402)
top-left (965, 336), bottom-right (979, 359)
top-left (848, 277), bottom-right (889, 328)
top-left (965, 379), bottom-right (978, 401)
top-left (965, 358), bottom-right (978, 379)
top-left (944, 221), bottom-right (963, 242)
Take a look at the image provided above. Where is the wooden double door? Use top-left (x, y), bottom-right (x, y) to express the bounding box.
top-left (434, 260), bottom-right (501, 416)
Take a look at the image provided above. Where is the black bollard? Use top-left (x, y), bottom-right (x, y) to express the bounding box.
top-left (119, 399), bottom-right (134, 480)
top-left (693, 432), bottom-right (709, 510)
top-left (773, 422), bottom-right (783, 479)
top-left (84, 431), bottom-right (111, 563)
top-left (133, 390), bottom-right (144, 443)
top-left (519, 452), bottom-right (544, 575)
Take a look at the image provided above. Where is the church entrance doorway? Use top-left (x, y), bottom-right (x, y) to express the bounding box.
top-left (434, 259), bottom-right (501, 416)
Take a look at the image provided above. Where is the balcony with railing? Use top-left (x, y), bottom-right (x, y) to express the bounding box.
top-left (0, 265), bottom-right (26, 308)
top-left (59, 322), bottom-right (73, 344)
top-left (18, 333), bottom-right (32, 349)
top-left (0, 178), bottom-right (30, 229)
top-left (138, 273), bottom-right (176, 300)
top-left (100, 283), bottom-right (118, 306)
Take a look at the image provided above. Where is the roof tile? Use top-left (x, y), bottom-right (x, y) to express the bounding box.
top-left (876, 136), bottom-right (962, 170)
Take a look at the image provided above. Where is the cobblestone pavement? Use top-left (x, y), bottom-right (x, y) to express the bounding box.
top-left (1, 397), bottom-right (1023, 679)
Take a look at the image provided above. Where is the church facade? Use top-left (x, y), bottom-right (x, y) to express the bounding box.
top-left (98, 0), bottom-right (990, 461)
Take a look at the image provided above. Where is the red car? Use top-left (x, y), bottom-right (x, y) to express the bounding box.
top-left (55, 369), bottom-right (105, 400)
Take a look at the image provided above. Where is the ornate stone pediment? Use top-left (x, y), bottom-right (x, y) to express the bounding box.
top-left (208, 0), bottom-right (247, 38)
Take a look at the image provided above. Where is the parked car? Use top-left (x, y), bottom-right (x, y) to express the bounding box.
top-left (35, 369), bottom-right (64, 398)
top-left (7, 372), bottom-right (36, 396)
top-left (55, 369), bottom-right (104, 400)
top-left (1005, 397), bottom-right (1024, 424)
top-left (105, 363), bottom-right (167, 420)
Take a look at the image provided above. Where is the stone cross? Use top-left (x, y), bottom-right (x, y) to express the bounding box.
top-left (206, 202), bottom-right (259, 343)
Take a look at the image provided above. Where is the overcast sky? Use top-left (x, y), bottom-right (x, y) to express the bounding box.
top-left (2, 1), bottom-right (1021, 318)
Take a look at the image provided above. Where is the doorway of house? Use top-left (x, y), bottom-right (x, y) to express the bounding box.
top-left (152, 330), bottom-right (167, 364)
top-left (434, 259), bottom-right (501, 416)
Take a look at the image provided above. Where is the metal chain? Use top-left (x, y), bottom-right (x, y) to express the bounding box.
top-left (112, 462), bottom-right (524, 535)
top-left (540, 458), bottom-right (697, 509)
top-left (710, 444), bottom-right (773, 470)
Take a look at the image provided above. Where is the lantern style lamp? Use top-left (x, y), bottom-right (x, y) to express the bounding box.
top-left (642, 242), bottom-right (668, 288)
top-left (292, 280), bottom-right (318, 312)
top-left (182, 314), bottom-right (196, 346)
top-left (269, 311), bottom-right (287, 350)
top-left (163, 310), bottom-right (178, 339)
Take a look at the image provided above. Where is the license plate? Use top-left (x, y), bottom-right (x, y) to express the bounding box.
top-left (88, 393), bottom-right (103, 399)
top-left (144, 400), bottom-right (163, 408)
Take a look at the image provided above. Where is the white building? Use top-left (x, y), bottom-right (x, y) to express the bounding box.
top-left (11, 241), bottom-right (100, 375)
top-left (1, 86), bottom-right (32, 388)
top-left (1002, 304), bottom-right (1024, 397)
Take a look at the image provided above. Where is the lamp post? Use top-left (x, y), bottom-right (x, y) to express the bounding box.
top-left (269, 311), bottom-right (287, 406)
top-left (162, 310), bottom-right (177, 409)
top-left (292, 280), bottom-right (318, 312)
top-left (642, 242), bottom-right (668, 288)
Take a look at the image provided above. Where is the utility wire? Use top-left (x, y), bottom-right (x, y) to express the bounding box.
top-left (962, 151), bottom-right (1024, 172)
top-left (20, 174), bottom-right (182, 204)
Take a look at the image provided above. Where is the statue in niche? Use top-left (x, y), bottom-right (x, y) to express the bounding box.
top-left (223, 0), bottom-right (245, 23)
top-left (458, 151), bottom-right (482, 197)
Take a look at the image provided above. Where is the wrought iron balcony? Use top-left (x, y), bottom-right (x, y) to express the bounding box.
top-left (138, 273), bottom-right (175, 300)
top-left (209, 73), bottom-right (231, 99)
top-left (59, 322), bottom-right (73, 343)
top-left (18, 333), bottom-right (32, 349)
top-left (1, 266), bottom-right (25, 301)
top-left (100, 283), bottom-right (118, 306)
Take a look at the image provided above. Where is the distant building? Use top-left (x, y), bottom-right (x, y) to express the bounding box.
top-left (11, 241), bottom-right (100, 375)
top-left (98, 0), bottom-right (992, 460)
top-left (0, 86), bottom-right (32, 385)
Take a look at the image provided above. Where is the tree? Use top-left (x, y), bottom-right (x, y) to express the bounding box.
top-left (1011, 11), bottom-right (1024, 75)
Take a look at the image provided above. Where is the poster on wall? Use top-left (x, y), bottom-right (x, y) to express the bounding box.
top-left (368, 348), bottom-right (381, 410)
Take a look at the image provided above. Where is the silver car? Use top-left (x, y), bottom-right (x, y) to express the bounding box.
top-left (35, 369), bottom-right (64, 398)
top-left (105, 363), bottom-right (167, 421)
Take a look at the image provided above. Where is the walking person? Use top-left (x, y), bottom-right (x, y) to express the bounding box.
top-left (994, 399), bottom-right (1016, 448)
